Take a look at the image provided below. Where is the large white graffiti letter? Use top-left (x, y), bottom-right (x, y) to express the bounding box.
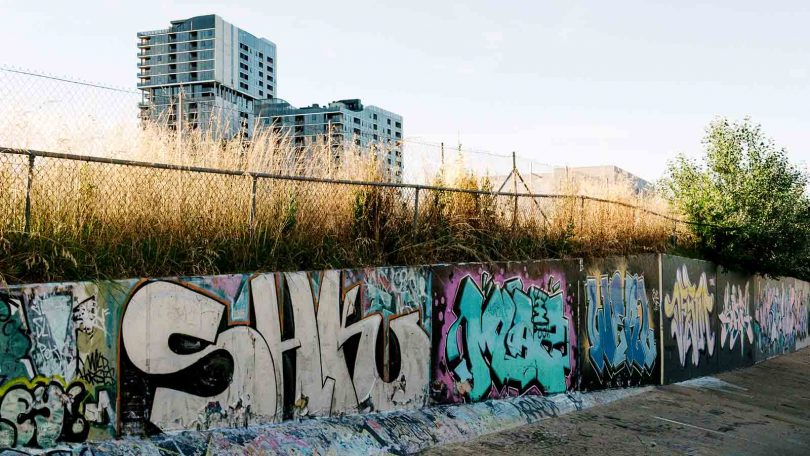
top-left (121, 281), bottom-right (279, 431)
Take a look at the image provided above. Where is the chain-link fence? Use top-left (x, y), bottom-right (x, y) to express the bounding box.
top-left (0, 66), bottom-right (141, 156)
top-left (0, 65), bottom-right (553, 185)
top-left (0, 146), bottom-right (690, 241)
top-left (397, 139), bottom-right (554, 186)
top-left (0, 65), bottom-right (700, 282)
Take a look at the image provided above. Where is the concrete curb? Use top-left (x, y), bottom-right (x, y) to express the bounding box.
top-left (11, 386), bottom-right (651, 456)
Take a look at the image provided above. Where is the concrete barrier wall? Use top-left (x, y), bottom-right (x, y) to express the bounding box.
top-left (0, 254), bottom-right (808, 450)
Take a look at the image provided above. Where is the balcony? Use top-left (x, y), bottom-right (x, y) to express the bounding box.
top-left (137, 28), bottom-right (171, 38)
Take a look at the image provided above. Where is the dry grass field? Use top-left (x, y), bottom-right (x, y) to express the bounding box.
top-left (0, 121), bottom-right (691, 284)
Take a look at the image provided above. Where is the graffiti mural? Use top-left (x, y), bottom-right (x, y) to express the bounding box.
top-left (118, 268), bottom-right (431, 434)
top-left (2, 255), bottom-right (810, 450)
top-left (432, 261), bottom-right (577, 404)
top-left (719, 282), bottom-right (753, 353)
top-left (586, 272), bottom-right (657, 381)
top-left (664, 265), bottom-right (715, 366)
top-left (0, 377), bottom-right (113, 448)
top-left (661, 257), bottom-right (720, 383)
top-left (0, 293), bottom-right (33, 384)
top-left (714, 270), bottom-right (756, 371)
top-left (754, 278), bottom-right (809, 361)
top-left (0, 283), bottom-right (123, 450)
top-left (578, 255), bottom-right (661, 390)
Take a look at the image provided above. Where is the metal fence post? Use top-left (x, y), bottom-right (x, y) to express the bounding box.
top-left (413, 187), bottom-right (420, 232)
top-left (511, 151), bottom-right (518, 229)
top-left (23, 153), bottom-right (35, 233)
top-left (579, 196), bottom-right (585, 233)
top-left (672, 221), bottom-right (678, 246)
top-left (248, 175), bottom-right (258, 235)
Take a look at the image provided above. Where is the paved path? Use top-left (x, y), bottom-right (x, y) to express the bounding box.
top-left (421, 348), bottom-right (810, 455)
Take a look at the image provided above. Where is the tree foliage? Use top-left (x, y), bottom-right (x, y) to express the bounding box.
top-left (663, 118), bottom-right (810, 279)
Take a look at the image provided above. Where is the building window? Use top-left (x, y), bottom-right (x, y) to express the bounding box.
top-left (259, 71), bottom-right (263, 78)
top-left (240, 43), bottom-right (249, 51)
top-left (373, 124), bottom-right (378, 130)
top-left (240, 52), bottom-right (248, 61)
top-left (373, 113), bottom-right (378, 120)
top-left (395, 121), bottom-right (401, 128)
top-left (267, 56), bottom-right (274, 63)
top-left (387, 129), bottom-right (391, 134)
top-left (373, 134), bottom-right (378, 140)
top-left (395, 132), bottom-right (401, 138)
top-left (259, 90), bottom-right (263, 96)
top-left (240, 63), bottom-right (249, 70)
top-left (259, 62), bottom-right (264, 69)
top-left (354, 117), bottom-right (360, 125)
top-left (240, 72), bottom-right (248, 80)
top-left (240, 82), bottom-right (249, 90)
top-left (387, 119), bottom-right (391, 125)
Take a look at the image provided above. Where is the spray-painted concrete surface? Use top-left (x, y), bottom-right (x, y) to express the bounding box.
top-left (421, 347), bottom-right (810, 455)
top-left (0, 255), bottom-right (807, 452)
top-left (45, 385), bottom-right (644, 455)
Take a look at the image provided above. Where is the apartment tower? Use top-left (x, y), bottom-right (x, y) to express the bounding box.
top-left (137, 14), bottom-right (276, 136)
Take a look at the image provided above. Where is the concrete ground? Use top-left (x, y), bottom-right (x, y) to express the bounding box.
top-left (421, 348), bottom-right (810, 456)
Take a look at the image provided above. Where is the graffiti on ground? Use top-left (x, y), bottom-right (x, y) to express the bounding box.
top-left (437, 271), bottom-right (573, 402)
top-left (586, 272), bottom-right (657, 380)
top-left (718, 282), bottom-right (753, 354)
top-left (664, 265), bottom-right (715, 367)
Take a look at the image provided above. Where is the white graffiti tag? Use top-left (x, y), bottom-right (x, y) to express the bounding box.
top-left (72, 295), bottom-right (108, 337)
top-left (719, 282), bottom-right (754, 354)
top-left (664, 265), bottom-right (715, 367)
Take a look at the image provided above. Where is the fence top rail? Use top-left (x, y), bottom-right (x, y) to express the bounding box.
top-left (0, 146), bottom-right (726, 229)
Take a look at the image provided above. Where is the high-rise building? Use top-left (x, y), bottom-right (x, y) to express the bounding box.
top-left (255, 98), bottom-right (403, 181)
top-left (137, 14), bottom-right (276, 136)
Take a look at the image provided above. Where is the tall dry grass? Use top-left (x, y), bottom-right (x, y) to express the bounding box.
top-left (0, 120), bottom-right (691, 284)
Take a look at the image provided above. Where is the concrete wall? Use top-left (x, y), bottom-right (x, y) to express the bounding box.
top-left (0, 254), bottom-right (807, 450)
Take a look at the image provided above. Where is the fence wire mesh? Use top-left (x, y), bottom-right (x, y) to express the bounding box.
top-left (0, 65), bottom-right (697, 283)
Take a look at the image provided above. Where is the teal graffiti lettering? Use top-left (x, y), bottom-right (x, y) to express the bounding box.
top-left (445, 273), bottom-right (570, 401)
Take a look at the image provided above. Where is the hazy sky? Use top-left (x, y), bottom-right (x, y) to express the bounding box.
top-left (2, 0), bottom-right (809, 180)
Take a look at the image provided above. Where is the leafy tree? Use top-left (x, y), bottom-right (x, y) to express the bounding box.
top-left (662, 118), bottom-right (810, 279)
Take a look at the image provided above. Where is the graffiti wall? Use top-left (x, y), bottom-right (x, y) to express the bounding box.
top-left (580, 255), bottom-right (661, 390)
top-left (431, 260), bottom-right (579, 404)
top-left (0, 281), bottom-right (128, 449)
top-left (118, 268), bottom-right (431, 435)
top-left (661, 256), bottom-right (720, 383)
top-left (1, 255), bottom-right (809, 450)
top-left (715, 269), bottom-right (756, 371)
top-left (753, 277), bottom-right (809, 362)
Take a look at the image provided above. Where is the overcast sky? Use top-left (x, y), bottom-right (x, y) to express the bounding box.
top-left (2, 0), bottom-right (809, 180)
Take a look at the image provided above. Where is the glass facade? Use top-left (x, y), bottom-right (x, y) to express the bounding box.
top-left (137, 14), bottom-right (277, 137)
top-left (255, 98), bottom-right (404, 181)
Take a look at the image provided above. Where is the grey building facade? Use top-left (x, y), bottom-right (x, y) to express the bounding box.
top-left (137, 14), bottom-right (276, 136)
top-left (256, 98), bottom-right (403, 181)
